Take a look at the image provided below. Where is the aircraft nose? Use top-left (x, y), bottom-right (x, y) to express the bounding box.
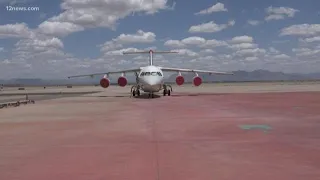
top-left (146, 79), bottom-right (156, 86)
top-left (144, 78), bottom-right (160, 86)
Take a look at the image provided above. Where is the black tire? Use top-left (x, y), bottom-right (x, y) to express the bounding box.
top-left (137, 90), bottom-right (140, 96)
top-left (163, 89), bottom-right (167, 96)
top-left (132, 91), bottom-right (136, 97)
top-left (168, 90), bottom-right (171, 96)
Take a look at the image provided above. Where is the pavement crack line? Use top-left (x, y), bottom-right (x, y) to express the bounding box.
top-left (151, 116), bottom-right (160, 180)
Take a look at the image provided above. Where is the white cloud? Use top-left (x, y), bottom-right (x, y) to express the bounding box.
top-left (273, 54), bottom-right (290, 59)
top-left (269, 47), bottom-right (280, 54)
top-left (226, 35), bottom-right (259, 55)
top-left (0, 23), bottom-right (33, 39)
top-left (200, 49), bottom-right (215, 54)
top-left (247, 20), bottom-right (260, 26)
top-left (48, 0), bottom-right (171, 29)
top-left (99, 41), bottom-right (123, 52)
top-left (38, 21), bottom-right (84, 37)
top-left (116, 30), bottom-right (156, 44)
top-left (299, 36), bottom-right (320, 43)
top-left (292, 47), bottom-right (320, 57)
top-left (164, 40), bottom-right (185, 48)
top-left (229, 35), bottom-right (253, 44)
top-left (266, 6), bottom-right (299, 17)
top-left (234, 48), bottom-right (266, 57)
top-left (245, 57), bottom-right (259, 61)
top-left (265, 14), bottom-right (285, 21)
top-left (189, 20), bottom-right (235, 33)
top-left (181, 36), bottom-right (206, 45)
top-left (164, 37), bottom-right (227, 49)
top-left (265, 6), bottom-right (299, 21)
top-left (0, 30), bottom-right (77, 79)
top-left (228, 43), bottom-right (258, 50)
top-left (172, 49), bottom-right (198, 57)
top-left (195, 2), bottom-right (227, 15)
top-left (2, 1), bottom-right (320, 78)
top-left (104, 48), bottom-right (140, 56)
top-left (0, 0), bottom-right (34, 5)
top-left (201, 39), bottom-right (228, 48)
top-left (100, 30), bottom-right (156, 53)
top-left (280, 24), bottom-right (320, 36)
top-left (15, 37), bottom-right (64, 52)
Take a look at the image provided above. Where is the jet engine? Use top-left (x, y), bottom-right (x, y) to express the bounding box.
top-left (176, 75), bottom-right (184, 86)
top-left (118, 76), bottom-right (127, 87)
top-left (193, 76), bottom-right (202, 86)
top-left (100, 78), bottom-right (110, 88)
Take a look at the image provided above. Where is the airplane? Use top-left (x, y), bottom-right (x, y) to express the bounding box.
top-left (68, 50), bottom-right (233, 98)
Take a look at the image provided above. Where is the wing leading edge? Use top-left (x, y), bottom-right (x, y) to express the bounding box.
top-left (159, 67), bottom-right (233, 75)
top-left (67, 68), bottom-right (141, 79)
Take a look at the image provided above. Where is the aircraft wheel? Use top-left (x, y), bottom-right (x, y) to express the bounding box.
top-left (137, 90), bottom-right (140, 96)
top-left (132, 90), bottom-right (136, 97)
top-left (152, 93), bottom-right (154, 98)
top-left (167, 90), bottom-right (171, 96)
top-left (163, 89), bottom-right (167, 96)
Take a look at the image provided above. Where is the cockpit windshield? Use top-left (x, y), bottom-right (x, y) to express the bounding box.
top-left (140, 71), bottom-right (162, 76)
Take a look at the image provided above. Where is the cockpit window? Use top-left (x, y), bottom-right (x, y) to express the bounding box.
top-left (140, 71), bottom-right (162, 76)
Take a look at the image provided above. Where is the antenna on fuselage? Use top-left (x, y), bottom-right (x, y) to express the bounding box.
top-left (122, 49), bottom-right (178, 66)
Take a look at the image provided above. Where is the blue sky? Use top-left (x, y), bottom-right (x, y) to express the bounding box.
top-left (0, 0), bottom-right (320, 79)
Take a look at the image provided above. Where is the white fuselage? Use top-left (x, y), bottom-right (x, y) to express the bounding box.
top-left (138, 65), bottom-right (164, 93)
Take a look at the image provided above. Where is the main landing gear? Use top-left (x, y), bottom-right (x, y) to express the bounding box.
top-left (163, 84), bottom-right (172, 96)
top-left (130, 85), bottom-right (140, 97)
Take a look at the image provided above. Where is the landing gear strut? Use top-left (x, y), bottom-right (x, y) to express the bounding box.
top-left (163, 84), bottom-right (172, 96)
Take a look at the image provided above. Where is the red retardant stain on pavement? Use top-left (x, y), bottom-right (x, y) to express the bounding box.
top-left (0, 92), bottom-right (320, 180)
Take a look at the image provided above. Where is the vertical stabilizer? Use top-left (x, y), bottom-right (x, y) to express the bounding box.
top-left (149, 50), bottom-right (153, 66)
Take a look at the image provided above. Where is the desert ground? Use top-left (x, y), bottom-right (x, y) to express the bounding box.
top-left (0, 82), bottom-right (320, 180)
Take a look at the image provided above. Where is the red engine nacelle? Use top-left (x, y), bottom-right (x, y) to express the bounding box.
top-left (176, 75), bottom-right (184, 86)
top-left (118, 76), bottom-right (127, 87)
top-left (193, 76), bottom-right (202, 86)
top-left (100, 78), bottom-right (110, 88)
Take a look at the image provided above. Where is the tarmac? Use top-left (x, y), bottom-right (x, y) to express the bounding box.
top-left (0, 82), bottom-right (320, 180)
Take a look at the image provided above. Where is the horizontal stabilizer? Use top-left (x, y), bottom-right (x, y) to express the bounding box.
top-left (122, 50), bottom-right (178, 54)
top-left (123, 49), bottom-right (178, 66)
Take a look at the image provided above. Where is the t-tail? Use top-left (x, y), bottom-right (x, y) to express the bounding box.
top-left (123, 49), bottom-right (178, 66)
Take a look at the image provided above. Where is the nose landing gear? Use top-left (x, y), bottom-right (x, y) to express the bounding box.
top-left (148, 93), bottom-right (155, 98)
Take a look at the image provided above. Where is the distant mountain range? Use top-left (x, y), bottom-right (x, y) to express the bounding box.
top-left (1, 70), bottom-right (320, 86)
top-left (167, 69), bottom-right (320, 83)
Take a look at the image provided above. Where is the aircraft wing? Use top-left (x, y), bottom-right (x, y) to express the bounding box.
top-left (67, 68), bottom-right (141, 78)
top-left (159, 67), bottom-right (233, 75)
